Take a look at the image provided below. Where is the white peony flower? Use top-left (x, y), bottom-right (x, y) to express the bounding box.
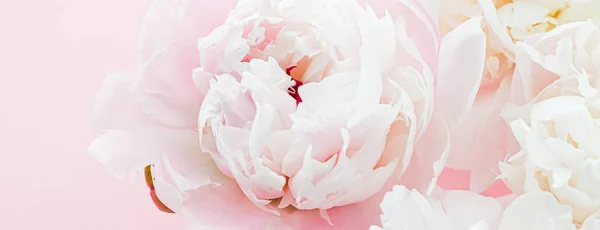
top-left (499, 21), bottom-right (600, 227)
top-left (475, 0), bottom-right (600, 81)
top-left (438, 0), bottom-right (600, 193)
top-left (89, 0), bottom-right (489, 228)
top-left (194, 0), bottom-right (440, 214)
top-left (500, 86), bottom-right (600, 226)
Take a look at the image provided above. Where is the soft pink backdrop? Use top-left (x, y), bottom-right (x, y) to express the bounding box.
top-left (0, 0), bottom-right (504, 229)
top-left (0, 0), bottom-right (188, 229)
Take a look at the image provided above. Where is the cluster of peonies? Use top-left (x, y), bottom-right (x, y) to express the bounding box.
top-left (88, 0), bottom-right (600, 229)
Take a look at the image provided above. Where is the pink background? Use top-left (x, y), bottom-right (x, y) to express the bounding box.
top-left (0, 1), bottom-right (505, 229)
top-left (0, 0), bottom-right (187, 229)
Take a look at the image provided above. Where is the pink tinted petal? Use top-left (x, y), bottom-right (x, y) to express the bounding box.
top-left (88, 130), bottom-right (153, 178)
top-left (182, 184), bottom-right (282, 230)
top-left (478, 0), bottom-right (516, 56)
top-left (358, 0), bottom-right (440, 72)
top-left (89, 127), bottom-right (200, 180)
top-left (314, 174), bottom-right (404, 230)
top-left (445, 84), bottom-right (517, 192)
top-left (177, 169), bottom-right (384, 230)
top-left (435, 17), bottom-right (486, 128)
top-left (138, 0), bottom-right (237, 65)
top-left (399, 114), bottom-right (450, 195)
top-left (132, 0), bottom-right (237, 128)
top-left (512, 42), bottom-right (559, 102)
top-left (133, 42), bottom-right (205, 128)
top-left (197, 24), bottom-right (249, 74)
top-left (92, 72), bottom-right (141, 131)
top-left (513, 21), bottom-right (599, 102)
top-left (146, 130), bottom-right (265, 227)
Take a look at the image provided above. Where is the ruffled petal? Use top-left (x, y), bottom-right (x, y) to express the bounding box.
top-left (133, 0), bottom-right (238, 128)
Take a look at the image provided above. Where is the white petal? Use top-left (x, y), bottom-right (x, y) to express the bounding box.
top-left (498, 191), bottom-right (576, 230)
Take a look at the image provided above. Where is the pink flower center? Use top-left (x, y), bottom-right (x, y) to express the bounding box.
top-left (286, 66), bottom-right (303, 105)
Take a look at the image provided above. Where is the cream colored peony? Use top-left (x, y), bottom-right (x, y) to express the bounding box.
top-left (500, 20), bottom-right (600, 228)
top-left (437, 0), bottom-right (600, 192)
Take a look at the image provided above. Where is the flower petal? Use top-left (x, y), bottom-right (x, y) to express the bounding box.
top-left (442, 190), bottom-right (503, 229)
top-left (132, 0), bottom-right (237, 128)
top-left (497, 191), bottom-right (576, 230)
top-left (435, 16), bottom-right (486, 128)
top-left (400, 113), bottom-right (450, 195)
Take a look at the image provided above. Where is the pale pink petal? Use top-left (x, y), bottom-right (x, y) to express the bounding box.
top-left (513, 20), bottom-right (599, 102)
top-left (427, 12), bottom-right (514, 193)
top-left (132, 0), bottom-right (237, 128)
top-left (399, 114), bottom-right (450, 195)
top-left (435, 16), bottom-right (486, 127)
top-left (478, 0), bottom-right (516, 56)
top-left (441, 78), bottom-right (518, 192)
top-left (88, 130), bottom-right (152, 178)
top-left (91, 72), bottom-right (141, 131)
top-left (358, 0), bottom-right (440, 73)
top-left (151, 146), bottom-right (277, 229)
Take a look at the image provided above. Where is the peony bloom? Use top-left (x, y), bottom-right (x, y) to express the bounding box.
top-left (370, 185), bottom-right (504, 230)
top-left (195, 0), bottom-right (442, 217)
top-left (500, 21), bottom-right (600, 227)
top-left (436, 0), bottom-right (600, 192)
top-left (89, 0), bottom-right (487, 229)
top-left (442, 0), bottom-right (600, 78)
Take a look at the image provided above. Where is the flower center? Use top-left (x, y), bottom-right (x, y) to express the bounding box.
top-left (286, 66), bottom-right (303, 105)
top-left (496, 1), bottom-right (572, 41)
